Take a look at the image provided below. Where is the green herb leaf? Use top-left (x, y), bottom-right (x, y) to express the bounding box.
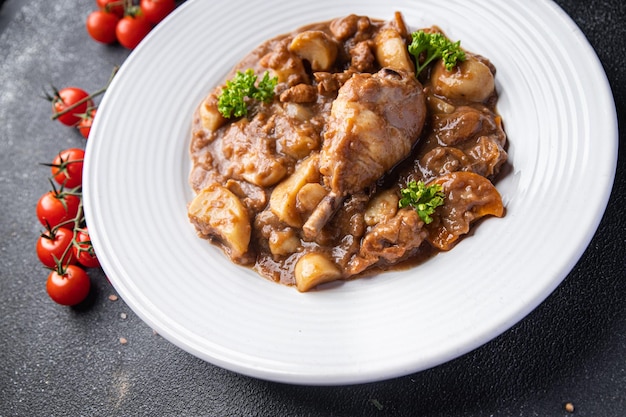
top-left (398, 180), bottom-right (445, 224)
top-left (253, 71), bottom-right (278, 103)
top-left (217, 69), bottom-right (278, 119)
top-left (408, 30), bottom-right (466, 76)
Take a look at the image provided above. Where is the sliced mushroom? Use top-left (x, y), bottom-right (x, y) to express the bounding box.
top-left (269, 154), bottom-right (322, 228)
top-left (199, 92), bottom-right (227, 132)
top-left (373, 27), bottom-right (415, 73)
top-left (431, 55), bottom-right (495, 103)
top-left (188, 183), bottom-right (251, 261)
top-left (296, 183), bottom-right (327, 216)
top-left (289, 30), bottom-right (338, 71)
top-left (294, 252), bottom-right (342, 292)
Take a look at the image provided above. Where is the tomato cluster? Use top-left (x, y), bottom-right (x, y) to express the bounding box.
top-left (39, 2), bottom-right (149, 308)
top-left (45, 86), bottom-right (96, 140)
top-left (86, 0), bottom-right (176, 49)
top-left (36, 148), bottom-right (101, 306)
top-left (41, 67), bottom-right (120, 306)
top-left (46, 68), bottom-right (117, 139)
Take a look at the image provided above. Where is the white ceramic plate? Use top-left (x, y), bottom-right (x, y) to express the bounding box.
top-left (83, 0), bottom-right (617, 385)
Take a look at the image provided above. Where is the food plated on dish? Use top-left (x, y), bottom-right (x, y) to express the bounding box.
top-left (187, 12), bottom-right (508, 291)
top-left (83, 0), bottom-right (617, 384)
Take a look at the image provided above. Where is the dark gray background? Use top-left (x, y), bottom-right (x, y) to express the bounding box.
top-left (1, 0), bottom-right (624, 416)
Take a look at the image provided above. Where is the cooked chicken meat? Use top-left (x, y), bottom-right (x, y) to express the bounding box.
top-left (302, 68), bottom-right (427, 239)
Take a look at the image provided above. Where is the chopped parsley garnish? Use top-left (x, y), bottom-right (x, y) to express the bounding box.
top-left (398, 180), bottom-right (445, 224)
top-left (408, 30), bottom-right (466, 76)
top-left (217, 69), bottom-right (278, 118)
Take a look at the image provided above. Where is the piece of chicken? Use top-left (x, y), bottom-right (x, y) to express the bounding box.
top-left (302, 68), bottom-right (426, 239)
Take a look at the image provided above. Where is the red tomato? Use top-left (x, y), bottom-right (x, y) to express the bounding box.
top-left (116, 14), bottom-right (153, 49)
top-left (140, 0), bottom-right (176, 25)
top-left (78, 108), bottom-right (96, 139)
top-left (73, 228), bottom-right (100, 268)
top-left (36, 191), bottom-right (81, 229)
top-left (46, 265), bottom-right (91, 306)
top-left (51, 148), bottom-right (85, 188)
top-left (86, 10), bottom-right (120, 44)
top-left (36, 227), bottom-right (77, 268)
top-left (53, 87), bottom-right (93, 127)
top-left (96, 0), bottom-right (125, 17)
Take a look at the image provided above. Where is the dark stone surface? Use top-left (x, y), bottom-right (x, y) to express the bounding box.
top-left (1, 0), bottom-right (624, 416)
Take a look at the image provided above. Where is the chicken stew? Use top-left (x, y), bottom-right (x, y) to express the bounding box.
top-left (188, 12), bottom-right (507, 291)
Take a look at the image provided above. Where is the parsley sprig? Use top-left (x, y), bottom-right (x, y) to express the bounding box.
top-left (398, 180), bottom-right (445, 224)
top-left (217, 69), bottom-right (278, 119)
top-left (408, 30), bottom-right (466, 76)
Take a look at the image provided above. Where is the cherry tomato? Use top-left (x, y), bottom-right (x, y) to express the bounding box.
top-left (140, 0), bottom-right (176, 25)
top-left (46, 265), bottom-right (91, 306)
top-left (53, 87), bottom-right (93, 127)
top-left (36, 227), bottom-right (77, 268)
top-left (86, 10), bottom-right (120, 44)
top-left (96, 0), bottom-right (125, 17)
top-left (51, 148), bottom-right (84, 188)
top-left (36, 191), bottom-right (81, 229)
top-left (116, 14), bottom-right (153, 49)
top-left (73, 228), bottom-right (100, 268)
top-left (78, 109), bottom-right (96, 139)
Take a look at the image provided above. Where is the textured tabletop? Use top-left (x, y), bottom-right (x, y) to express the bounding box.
top-left (1, 0), bottom-right (624, 416)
